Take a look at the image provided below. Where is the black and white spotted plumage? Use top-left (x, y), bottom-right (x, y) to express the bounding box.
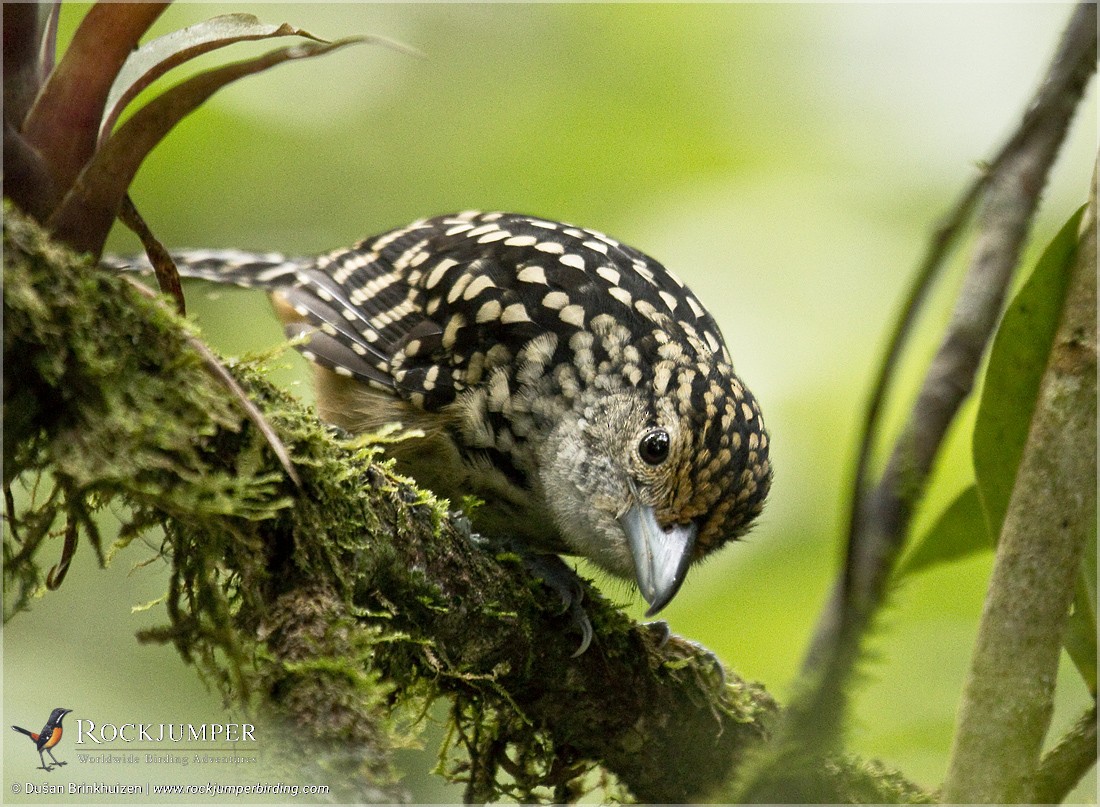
top-left (110, 211), bottom-right (771, 620)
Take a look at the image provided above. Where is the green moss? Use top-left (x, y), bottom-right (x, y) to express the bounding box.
top-left (3, 207), bottom-right (415, 797)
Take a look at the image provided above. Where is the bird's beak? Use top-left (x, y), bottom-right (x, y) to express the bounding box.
top-left (620, 504), bottom-right (697, 617)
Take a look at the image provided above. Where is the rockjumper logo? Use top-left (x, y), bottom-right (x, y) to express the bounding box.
top-left (75, 721), bottom-right (256, 744)
top-left (11, 708), bottom-right (73, 771)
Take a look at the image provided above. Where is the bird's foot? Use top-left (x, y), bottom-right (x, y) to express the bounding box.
top-left (669, 634), bottom-right (727, 688)
top-left (695, 644), bottom-right (727, 688)
top-left (37, 764), bottom-right (53, 772)
top-left (456, 520), bottom-right (594, 656)
top-left (54, 761), bottom-right (67, 767)
top-left (646, 626), bottom-right (727, 688)
top-left (519, 553), bottom-right (594, 657)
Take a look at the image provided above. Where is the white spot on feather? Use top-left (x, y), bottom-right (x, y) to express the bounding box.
top-left (542, 291), bottom-right (569, 310)
top-left (559, 253), bottom-right (585, 271)
top-left (596, 266), bottom-right (620, 285)
top-left (425, 258), bottom-right (459, 289)
top-left (501, 303), bottom-right (532, 324)
top-left (608, 287), bottom-right (632, 307)
top-left (476, 299), bottom-right (502, 323)
top-left (559, 304), bottom-right (585, 328)
top-left (517, 265), bottom-right (548, 285)
top-left (462, 274), bottom-right (495, 300)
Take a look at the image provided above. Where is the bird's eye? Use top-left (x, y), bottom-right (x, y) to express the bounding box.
top-left (638, 429), bottom-right (671, 465)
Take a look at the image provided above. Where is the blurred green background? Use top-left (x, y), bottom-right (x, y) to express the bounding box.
top-left (5, 3), bottom-right (1095, 803)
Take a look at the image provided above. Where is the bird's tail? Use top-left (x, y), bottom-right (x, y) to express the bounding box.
top-left (11, 725), bottom-right (34, 738)
top-left (101, 249), bottom-right (302, 290)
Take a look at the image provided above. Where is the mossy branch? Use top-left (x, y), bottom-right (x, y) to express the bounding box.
top-left (3, 207), bottom-right (927, 803)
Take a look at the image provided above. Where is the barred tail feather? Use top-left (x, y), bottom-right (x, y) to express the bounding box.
top-left (102, 249), bottom-right (302, 289)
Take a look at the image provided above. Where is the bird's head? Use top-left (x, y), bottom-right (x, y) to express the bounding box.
top-left (536, 315), bottom-right (771, 615)
top-left (49, 709), bottom-right (72, 724)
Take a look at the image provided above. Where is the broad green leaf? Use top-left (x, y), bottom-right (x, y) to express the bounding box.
top-left (972, 206), bottom-right (1092, 690)
top-left (898, 486), bottom-right (991, 578)
top-left (972, 207), bottom-right (1085, 536)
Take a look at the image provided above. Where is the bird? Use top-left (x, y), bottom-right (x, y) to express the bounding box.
top-left (108, 211), bottom-right (771, 650)
top-left (12, 708), bottom-right (72, 771)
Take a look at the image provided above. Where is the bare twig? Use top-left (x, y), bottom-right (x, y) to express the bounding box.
top-left (841, 173), bottom-right (988, 578)
top-left (801, 3), bottom-right (1097, 717)
top-left (118, 193), bottom-right (186, 315)
top-left (942, 161), bottom-right (1096, 803)
top-left (123, 276), bottom-right (302, 488)
top-left (1032, 705), bottom-right (1098, 804)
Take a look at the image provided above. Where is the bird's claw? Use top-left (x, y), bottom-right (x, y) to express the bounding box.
top-left (568, 600), bottom-right (594, 657)
top-left (517, 551), bottom-right (594, 656)
top-left (680, 637), bottom-right (727, 688)
top-left (655, 630), bottom-right (727, 688)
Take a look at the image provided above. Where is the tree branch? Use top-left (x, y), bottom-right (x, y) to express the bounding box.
top-left (803, 0), bottom-right (1096, 725)
top-left (942, 161), bottom-right (1097, 803)
top-left (1033, 705), bottom-right (1098, 804)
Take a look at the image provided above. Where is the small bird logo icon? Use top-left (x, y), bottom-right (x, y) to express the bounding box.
top-left (11, 708), bottom-right (72, 771)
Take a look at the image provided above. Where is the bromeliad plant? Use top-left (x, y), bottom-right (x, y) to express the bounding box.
top-left (3, 2), bottom-right (390, 312)
top-left (2, 1), bottom-right (405, 590)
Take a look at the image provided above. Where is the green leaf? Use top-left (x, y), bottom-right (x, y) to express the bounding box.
top-left (898, 486), bottom-right (991, 578)
top-left (973, 207), bottom-right (1085, 537)
top-left (972, 205), bottom-right (1092, 690)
